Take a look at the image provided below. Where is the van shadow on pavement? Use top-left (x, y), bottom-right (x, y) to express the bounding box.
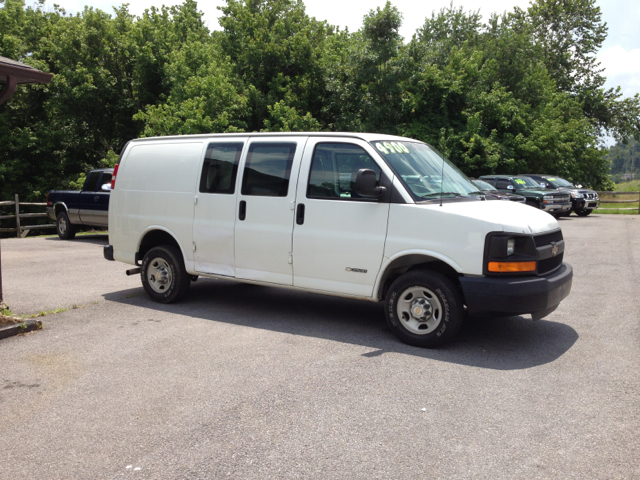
top-left (103, 277), bottom-right (578, 371)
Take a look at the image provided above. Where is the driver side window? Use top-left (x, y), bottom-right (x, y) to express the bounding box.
top-left (307, 143), bottom-right (381, 200)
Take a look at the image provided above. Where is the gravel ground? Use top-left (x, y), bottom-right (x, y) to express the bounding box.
top-left (0, 215), bottom-right (638, 479)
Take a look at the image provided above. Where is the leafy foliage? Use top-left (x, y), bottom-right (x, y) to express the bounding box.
top-left (607, 139), bottom-right (640, 183)
top-left (1, 0), bottom-right (638, 201)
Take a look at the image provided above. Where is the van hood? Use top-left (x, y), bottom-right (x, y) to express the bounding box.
top-left (423, 200), bottom-right (558, 234)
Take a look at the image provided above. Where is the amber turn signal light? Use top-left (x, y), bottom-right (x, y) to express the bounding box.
top-left (487, 261), bottom-right (536, 273)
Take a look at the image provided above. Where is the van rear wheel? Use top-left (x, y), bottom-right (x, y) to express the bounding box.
top-left (385, 270), bottom-right (464, 348)
top-left (141, 246), bottom-right (190, 303)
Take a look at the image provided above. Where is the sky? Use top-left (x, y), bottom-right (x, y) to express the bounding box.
top-left (42, 0), bottom-right (640, 101)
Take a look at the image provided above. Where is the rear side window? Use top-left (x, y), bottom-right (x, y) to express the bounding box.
top-left (83, 171), bottom-right (102, 191)
top-left (307, 143), bottom-right (381, 200)
top-left (199, 143), bottom-right (244, 194)
top-left (241, 143), bottom-right (296, 197)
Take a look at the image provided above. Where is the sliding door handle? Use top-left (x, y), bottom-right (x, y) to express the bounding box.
top-left (239, 200), bottom-right (246, 221)
top-left (296, 203), bottom-right (305, 225)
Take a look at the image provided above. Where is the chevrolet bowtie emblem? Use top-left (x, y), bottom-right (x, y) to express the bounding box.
top-left (551, 242), bottom-right (559, 256)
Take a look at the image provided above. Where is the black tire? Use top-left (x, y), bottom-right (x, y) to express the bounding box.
top-left (576, 209), bottom-right (592, 217)
top-left (141, 246), bottom-right (191, 303)
top-left (56, 211), bottom-right (76, 240)
top-left (385, 270), bottom-right (464, 348)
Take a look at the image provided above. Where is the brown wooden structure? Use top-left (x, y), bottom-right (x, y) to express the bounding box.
top-left (0, 55), bottom-right (53, 104)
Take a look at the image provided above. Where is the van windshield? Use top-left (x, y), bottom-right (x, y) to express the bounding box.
top-left (372, 141), bottom-right (480, 199)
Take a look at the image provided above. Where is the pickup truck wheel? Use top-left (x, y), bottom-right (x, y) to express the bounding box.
top-left (385, 270), bottom-right (464, 348)
top-left (576, 209), bottom-right (592, 217)
top-left (141, 246), bottom-right (190, 303)
top-left (56, 211), bottom-right (76, 240)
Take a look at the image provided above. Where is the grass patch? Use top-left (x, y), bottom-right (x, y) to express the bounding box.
top-left (1, 304), bottom-right (16, 317)
top-left (598, 190), bottom-right (639, 215)
top-left (614, 180), bottom-right (640, 192)
top-left (24, 303), bottom-right (86, 319)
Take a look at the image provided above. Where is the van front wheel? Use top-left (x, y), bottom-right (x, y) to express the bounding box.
top-left (385, 270), bottom-right (464, 348)
top-left (141, 246), bottom-right (190, 303)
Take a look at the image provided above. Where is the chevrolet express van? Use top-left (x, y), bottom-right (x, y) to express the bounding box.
top-left (104, 133), bottom-right (572, 347)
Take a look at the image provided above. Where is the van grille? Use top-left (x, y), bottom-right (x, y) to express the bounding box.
top-left (534, 230), bottom-right (563, 247)
top-left (538, 254), bottom-right (563, 274)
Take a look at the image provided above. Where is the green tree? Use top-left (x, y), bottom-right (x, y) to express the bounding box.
top-left (134, 39), bottom-right (248, 136)
top-left (218, 0), bottom-right (330, 131)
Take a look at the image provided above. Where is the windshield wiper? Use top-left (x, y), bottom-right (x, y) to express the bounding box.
top-left (420, 192), bottom-right (465, 198)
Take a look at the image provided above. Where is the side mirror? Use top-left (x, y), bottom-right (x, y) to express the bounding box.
top-left (101, 183), bottom-right (112, 191)
top-left (355, 169), bottom-right (386, 199)
top-left (506, 185), bottom-right (514, 190)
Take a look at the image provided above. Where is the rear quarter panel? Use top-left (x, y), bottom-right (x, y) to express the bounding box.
top-left (109, 140), bottom-right (206, 265)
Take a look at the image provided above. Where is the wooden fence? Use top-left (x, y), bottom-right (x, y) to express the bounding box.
top-left (596, 191), bottom-right (640, 214)
top-left (0, 195), bottom-right (55, 237)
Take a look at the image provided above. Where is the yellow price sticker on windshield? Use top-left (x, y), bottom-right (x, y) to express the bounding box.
top-left (376, 142), bottom-right (410, 154)
top-left (514, 179), bottom-right (526, 185)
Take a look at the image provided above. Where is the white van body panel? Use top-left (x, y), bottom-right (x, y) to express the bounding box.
top-left (109, 140), bottom-right (205, 266)
top-left (192, 137), bottom-right (249, 277)
top-left (383, 200), bottom-right (559, 280)
top-left (233, 136), bottom-right (307, 286)
top-left (291, 137), bottom-right (393, 297)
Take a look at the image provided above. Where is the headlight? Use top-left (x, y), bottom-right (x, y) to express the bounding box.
top-left (571, 192), bottom-right (584, 199)
top-left (484, 233), bottom-right (537, 275)
top-left (543, 195), bottom-right (553, 200)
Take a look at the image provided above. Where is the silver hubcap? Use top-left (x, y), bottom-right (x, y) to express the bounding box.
top-left (59, 217), bottom-right (67, 234)
top-left (147, 257), bottom-right (172, 294)
top-left (397, 286), bottom-right (442, 335)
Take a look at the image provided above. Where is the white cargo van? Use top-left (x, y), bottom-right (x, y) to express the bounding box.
top-left (104, 133), bottom-right (572, 347)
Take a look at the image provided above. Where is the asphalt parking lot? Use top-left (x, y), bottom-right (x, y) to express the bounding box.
top-left (1, 214), bottom-right (639, 479)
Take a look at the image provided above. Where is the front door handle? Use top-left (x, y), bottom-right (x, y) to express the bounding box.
top-left (296, 203), bottom-right (305, 225)
top-left (239, 200), bottom-right (246, 221)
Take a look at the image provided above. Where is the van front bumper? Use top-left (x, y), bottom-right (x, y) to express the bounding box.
top-left (459, 263), bottom-right (572, 319)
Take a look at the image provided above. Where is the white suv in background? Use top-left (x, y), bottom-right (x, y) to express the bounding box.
top-left (104, 133), bottom-right (572, 347)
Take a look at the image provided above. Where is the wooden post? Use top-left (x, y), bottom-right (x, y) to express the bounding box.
top-left (15, 194), bottom-right (20, 238)
top-left (638, 191), bottom-right (640, 215)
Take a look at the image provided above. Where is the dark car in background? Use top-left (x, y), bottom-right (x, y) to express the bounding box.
top-left (479, 175), bottom-right (571, 217)
top-left (470, 179), bottom-right (526, 203)
top-left (519, 174), bottom-right (599, 217)
top-left (47, 168), bottom-right (113, 239)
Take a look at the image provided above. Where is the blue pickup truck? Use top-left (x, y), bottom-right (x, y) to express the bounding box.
top-left (46, 168), bottom-right (113, 239)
